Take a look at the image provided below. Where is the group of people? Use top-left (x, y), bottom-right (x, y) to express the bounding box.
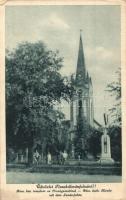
top-left (59, 151), bottom-right (68, 165)
top-left (33, 150), bottom-right (40, 165)
top-left (33, 150), bottom-right (68, 165)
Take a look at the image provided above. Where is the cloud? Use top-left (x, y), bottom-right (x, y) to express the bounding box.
top-left (39, 13), bottom-right (70, 31)
top-left (86, 46), bottom-right (113, 61)
top-left (95, 46), bottom-right (113, 59)
top-left (85, 45), bottom-right (120, 78)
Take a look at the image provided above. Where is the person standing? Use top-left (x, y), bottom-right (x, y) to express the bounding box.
top-left (33, 150), bottom-right (40, 165)
top-left (62, 151), bottom-right (68, 164)
top-left (47, 152), bottom-right (52, 164)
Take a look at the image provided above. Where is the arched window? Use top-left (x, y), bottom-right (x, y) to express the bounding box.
top-left (78, 89), bottom-right (82, 99)
top-left (78, 89), bottom-right (82, 116)
top-left (90, 100), bottom-right (93, 123)
top-left (83, 99), bottom-right (87, 117)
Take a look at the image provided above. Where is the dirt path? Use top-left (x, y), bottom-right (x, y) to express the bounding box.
top-left (6, 172), bottom-right (121, 184)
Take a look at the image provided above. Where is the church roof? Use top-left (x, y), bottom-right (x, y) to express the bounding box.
top-left (93, 119), bottom-right (102, 127)
top-left (76, 32), bottom-right (86, 84)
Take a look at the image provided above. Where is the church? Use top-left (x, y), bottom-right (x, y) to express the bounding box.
top-left (65, 32), bottom-right (101, 159)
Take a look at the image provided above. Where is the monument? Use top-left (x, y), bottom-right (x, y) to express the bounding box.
top-left (99, 114), bottom-right (114, 164)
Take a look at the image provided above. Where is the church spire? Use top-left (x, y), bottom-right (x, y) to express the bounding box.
top-left (76, 30), bottom-right (86, 84)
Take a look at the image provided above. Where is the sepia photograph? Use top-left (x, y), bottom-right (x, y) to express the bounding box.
top-left (5, 4), bottom-right (122, 184)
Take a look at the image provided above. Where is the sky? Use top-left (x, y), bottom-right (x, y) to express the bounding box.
top-left (5, 5), bottom-right (121, 124)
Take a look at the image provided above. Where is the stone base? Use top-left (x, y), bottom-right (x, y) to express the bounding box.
top-left (66, 159), bottom-right (98, 165)
top-left (65, 159), bottom-right (79, 165)
top-left (98, 157), bottom-right (115, 164)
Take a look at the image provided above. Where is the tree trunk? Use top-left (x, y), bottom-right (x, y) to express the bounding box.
top-left (28, 145), bottom-right (33, 165)
top-left (27, 133), bottom-right (34, 165)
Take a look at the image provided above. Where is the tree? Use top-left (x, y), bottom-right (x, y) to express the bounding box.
top-left (6, 41), bottom-right (72, 164)
top-left (107, 68), bottom-right (121, 126)
top-left (108, 126), bottom-right (121, 161)
top-left (106, 68), bottom-right (121, 162)
top-left (88, 129), bottom-right (101, 159)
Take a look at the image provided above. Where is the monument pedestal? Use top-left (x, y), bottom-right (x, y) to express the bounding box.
top-left (99, 158), bottom-right (114, 164)
top-left (98, 152), bottom-right (114, 164)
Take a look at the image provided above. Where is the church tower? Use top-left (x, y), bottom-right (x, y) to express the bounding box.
top-left (70, 32), bottom-right (94, 139)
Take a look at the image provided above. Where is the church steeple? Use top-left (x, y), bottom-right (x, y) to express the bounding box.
top-left (70, 31), bottom-right (94, 144)
top-left (76, 30), bottom-right (86, 84)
